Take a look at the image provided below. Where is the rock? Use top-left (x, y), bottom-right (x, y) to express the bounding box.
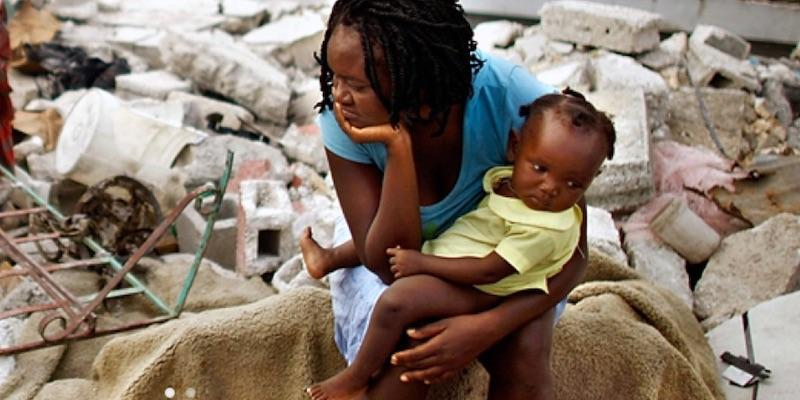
top-left (691, 25), bottom-right (750, 60)
top-left (665, 87), bottom-right (755, 161)
top-left (590, 52), bottom-right (668, 93)
top-left (288, 75), bottom-right (321, 125)
top-left (694, 213), bottom-right (800, 330)
top-left (107, 26), bottom-right (165, 68)
top-left (115, 70), bottom-right (191, 100)
top-left (687, 26), bottom-right (760, 91)
top-left (8, 69), bottom-right (40, 110)
top-left (272, 254), bottom-right (327, 293)
top-left (176, 135), bottom-right (290, 188)
top-left (584, 89), bottom-right (653, 213)
top-left (474, 20), bottom-right (524, 50)
top-left (26, 152), bottom-right (63, 181)
top-left (49, 0), bottom-right (98, 21)
top-left (638, 32), bottom-right (688, 70)
top-left (535, 59), bottom-right (591, 92)
top-left (587, 206), bottom-right (627, 266)
top-left (242, 11), bottom-right (325, 72)
top-left (162, 30), bottom-right (291, 124)
top-left (279, 124), bottom-right (328, 174)
top-left (166, 91), bottom-right (255, 132)
top-left (539, 0), bottom-right (662, 54)
top-left (513, 33), bottom-right (548, 66)
top-left (219, 0), bottom-right (271, 34)
top-left (624, 236), bottom-right (692, 308)
top-left (707, 291), bottom-right (800, 400)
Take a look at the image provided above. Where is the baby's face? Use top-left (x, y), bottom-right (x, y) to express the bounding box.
top-left (509, 113), bottom-right (607, 212)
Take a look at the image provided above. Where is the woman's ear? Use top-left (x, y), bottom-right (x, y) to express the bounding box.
top-left (506, 129), bottom-right (520, 162)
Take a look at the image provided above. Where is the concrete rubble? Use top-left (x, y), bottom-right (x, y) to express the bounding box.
top-left (2, 0), bottom-right (800, 397)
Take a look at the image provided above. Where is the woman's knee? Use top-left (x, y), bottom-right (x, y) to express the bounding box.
top-left (373, 285), bottom-right (417, 325)
top-left (484, 308), bottom-right (556, 379)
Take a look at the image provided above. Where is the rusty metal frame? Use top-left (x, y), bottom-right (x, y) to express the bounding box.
top-left (0, 152), bottom-right (233, 355)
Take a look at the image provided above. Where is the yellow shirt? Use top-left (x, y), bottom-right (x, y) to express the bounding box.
top-left (421, 166), bottom-right (582, 296)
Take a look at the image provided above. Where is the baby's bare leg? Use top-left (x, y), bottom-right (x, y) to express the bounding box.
top-left (300, 227), bottom-right (360, 279)
top-left (307, 275), bottom-right (500, 400)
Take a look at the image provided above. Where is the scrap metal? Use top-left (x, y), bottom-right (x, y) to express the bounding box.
top-left (0, 151), bottom-right (233, 355)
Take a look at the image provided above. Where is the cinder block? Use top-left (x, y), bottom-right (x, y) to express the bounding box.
top-left (591, 52), bottom-right (667, 93)
top-left (584, 89), bottom-right (653, 213)
top-left (236, 180), bottom-right (295, 277)
top-left (539, 0), bottom-right (662, 54)
top-left (691, 25), bottom-right (750, 60)
top-left (687, 27), bottom-right (760, 91)
top-left (175, 193), bottom-right (240, 270)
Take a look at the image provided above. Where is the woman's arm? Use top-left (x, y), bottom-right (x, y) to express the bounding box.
top-left (326, 125), bottom-right (421, 284)
top-left (391, 199), bottom-right (588, 383)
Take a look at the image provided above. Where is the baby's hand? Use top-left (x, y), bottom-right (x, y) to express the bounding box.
top-left (387, 246), bottom-right (424, 278)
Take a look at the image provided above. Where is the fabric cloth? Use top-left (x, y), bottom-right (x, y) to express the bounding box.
top-left (422, 166), bottom-right (581, 296)
top-left (19, 249), bottom-right (723, 400)
top-left (0, 1), bottom-right (15, 168)
top-left (320, 51), bottom-right (557, 363)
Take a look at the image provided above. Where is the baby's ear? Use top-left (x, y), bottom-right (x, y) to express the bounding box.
top-left (506, 129), bottom-right (520, 162)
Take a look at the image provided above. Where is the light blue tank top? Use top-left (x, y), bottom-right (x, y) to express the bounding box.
top-left (319, 50), bottom-right (556, 240)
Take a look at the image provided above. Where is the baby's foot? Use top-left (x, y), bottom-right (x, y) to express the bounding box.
top-left (305, 370), bottom-right (367, 400)
top-left (300, 227), bottom-right (335, 279)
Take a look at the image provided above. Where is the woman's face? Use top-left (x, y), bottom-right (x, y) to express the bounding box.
top-left (327, 24), bottom-right (391, 128)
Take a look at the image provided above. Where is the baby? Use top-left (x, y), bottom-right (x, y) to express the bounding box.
top-left (303, 88), bottom-right (616, 400)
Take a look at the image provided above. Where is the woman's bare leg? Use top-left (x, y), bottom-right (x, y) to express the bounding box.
top-left (480, 307), bottom-right (556, 400)
top-left (308, 275), bottom-right (499, 400)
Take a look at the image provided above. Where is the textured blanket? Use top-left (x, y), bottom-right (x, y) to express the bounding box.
top-left (2, 250), bottom-right (722, 399)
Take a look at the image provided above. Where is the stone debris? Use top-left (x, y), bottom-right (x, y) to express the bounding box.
top-left (539, 0), bottom-right (662, 54)
top-left (2, 1), bottom-right (800, 395)
top-left (694, 213), bottom-right (800, 330)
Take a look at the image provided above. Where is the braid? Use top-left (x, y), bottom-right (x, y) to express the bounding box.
top-left (315, 0), bottom-right (483, 133)
top-left (518, 87), bottom-right (617, 160)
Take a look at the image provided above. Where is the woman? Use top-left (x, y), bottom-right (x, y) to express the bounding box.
top-left (316, 1), bottom-right (588, 399)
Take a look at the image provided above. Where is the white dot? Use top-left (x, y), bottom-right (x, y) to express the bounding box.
top-left (164, 387), bottom-right (176, 398)
top-left (186, 388), bottom-right (197, 398)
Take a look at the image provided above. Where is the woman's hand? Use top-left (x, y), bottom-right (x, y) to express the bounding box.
top-left (390, 313), bottom-right (497, 384)
top-left (334, 102), bottom-right (408, 145)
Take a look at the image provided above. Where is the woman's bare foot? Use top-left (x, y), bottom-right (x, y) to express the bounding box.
top-left (305, 369), bottom-right (368, 400)
top-left (300, 227), bottom-right (336, 279)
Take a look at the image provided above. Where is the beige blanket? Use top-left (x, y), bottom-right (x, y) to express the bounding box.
top-left (4, 250), bottom-right (722, 400)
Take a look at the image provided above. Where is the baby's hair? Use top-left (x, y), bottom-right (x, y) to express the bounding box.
top-left (518, 87), bottom-right (616, 160)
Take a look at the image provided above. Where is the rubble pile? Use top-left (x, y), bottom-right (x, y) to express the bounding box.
top-left (1, 0), bottom-right (799, 398)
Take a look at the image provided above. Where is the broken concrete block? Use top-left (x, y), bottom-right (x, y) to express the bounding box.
top-left (535, 59), bottom-right (591, 92)
top-left (8, 69), bottom-right (40, 110)
top-left (288, 75), bottom-right (321, 125)
top-left (272, 254), bottom-right (327, 293)
top-left (665, 87), bottom-right (754, 161)
top-left (584, 89), bottom-right (653, 213)
top-left (175, 135), bottom-right (290, 189)
top-left (115, 70), bottom-right (191, 100)
top-left (162, 30), bottom-right (291, 124)
top-left (26, 152), bottom-right (63, 182)
top-left (691, 25), bottom-right (750, 60)
top-left (242, 11), bottom-right (325, 72)
top-left (687, 28), bottom-right (760, 91)
top-left (166, 91), bottom-right (255, 132)
top-left (279, 124), bottom-right (327, 174)
top-left (474, 20), bottom-right (524, 50)
top-left (625, 236), bottom-right (692, 308)
top-left (649, 197), bottom-right (721, 264)
top-left (587, 206), bottom-right (627, 266)
top-left (176, 193), bottom-right (240, 271)
top-left (539, 0), bottom-right (662, 54)
top-left (13, 137), bottom-right (45, 163)
top-left (707, 291), bottom-right (800, 399)
top-left (638, 32), bottom-right (688, 70)
top-left (219, 0), bottom-right (271, 34)
top-left (694, 213), bottom-right (800, 330)
top-left (513, 33), bottom-right (548, 66)
top-left (49, 0), bottom-right (97, 21)
top-left (236, 180), bottom-right (295, 277)
top-left (0, 318), bottom-right (23, 384)
top-left (107, 27), bottom-right (165, 68)
top-left (591, 52), bottom-right (668, 93)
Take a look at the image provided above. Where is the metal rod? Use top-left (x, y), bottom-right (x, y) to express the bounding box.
top-left (0, 207), bottom-right (47, 218)
top-left (0, 258), bottom-right (111, 278)
top-left (173, 151), bottom-right (233, 314)
top-left (78, 287), bottom-right (144, 302)
top-left (12, 232), bottom-right (61, 244)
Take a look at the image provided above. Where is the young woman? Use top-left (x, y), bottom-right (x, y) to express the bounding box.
top-left (315, 1), bottom-right (589, 398)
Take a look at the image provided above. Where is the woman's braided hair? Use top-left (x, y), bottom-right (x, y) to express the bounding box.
top-left (315, 0), bottom-right (484, 131)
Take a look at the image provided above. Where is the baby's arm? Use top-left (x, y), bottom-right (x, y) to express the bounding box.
top-left (386, 247), bottom-right (515, 285)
